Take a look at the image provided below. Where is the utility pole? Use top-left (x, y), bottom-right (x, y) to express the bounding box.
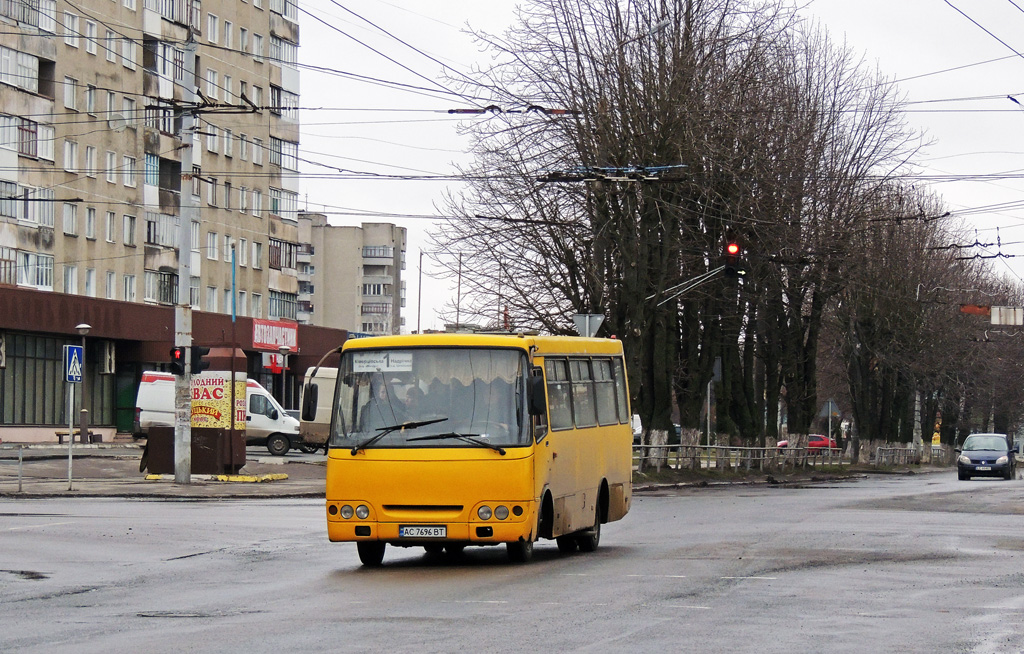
top-left (174, 34), bottom-right (199, 484)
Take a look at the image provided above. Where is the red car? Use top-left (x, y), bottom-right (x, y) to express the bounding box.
top-left (777, 435), bottom-right (837, 450)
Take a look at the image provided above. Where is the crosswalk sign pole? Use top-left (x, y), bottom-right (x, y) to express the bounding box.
top-left (67, 384), bottom-right (74, 491)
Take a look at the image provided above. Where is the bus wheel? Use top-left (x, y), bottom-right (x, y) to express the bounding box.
top-left (445, 544), bottom-right (465, 556)
top-left (357, 542), bottom-right (386, 566)
top-left (576, 508), bottom-right (601, 553)
top-left (423, 544), bottom-right (444, 556)
top-left (506, 539), bottom-right (534, 563)
top-left (556, 536), bottom-right (578, 553)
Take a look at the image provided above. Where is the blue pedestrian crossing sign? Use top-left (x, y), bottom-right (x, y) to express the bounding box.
top-left (64, 345), bottom-right (83, 383)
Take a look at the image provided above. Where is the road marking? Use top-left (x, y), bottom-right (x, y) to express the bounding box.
top-left (8, 522), bottom-right (76, 531)
top-left (626, 574), bottom-right (687, 578)
top-left (668, 605), bottom-right (712, 610)
top-left (720, 576), bottom-right (776, 580)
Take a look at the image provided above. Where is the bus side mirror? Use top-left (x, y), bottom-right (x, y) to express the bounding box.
top-left (527, 375), bottom-right (546, 416)
top-left (301, 383), bottom-right (318, 421)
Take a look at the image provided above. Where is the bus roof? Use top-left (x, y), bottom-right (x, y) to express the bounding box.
top-left (341, 333), bottom-right (624, 356)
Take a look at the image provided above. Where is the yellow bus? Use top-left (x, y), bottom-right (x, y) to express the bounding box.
top-left (316, 332), bottom-right (633, 566)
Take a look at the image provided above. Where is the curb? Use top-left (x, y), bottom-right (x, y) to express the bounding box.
top-left (144, 473), bottom-right (290, 483)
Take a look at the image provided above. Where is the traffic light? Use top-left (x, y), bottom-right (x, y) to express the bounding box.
top-left (191, 345), bottom-right (211, 374)
top-left (169, 346), bottom-right (186, 375)
top-left (723, 241), bottom-right (745, 278)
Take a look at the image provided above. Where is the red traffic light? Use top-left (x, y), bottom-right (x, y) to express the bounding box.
top-left (169, 346), bottom-right (186, 375)
top-left (726, 242), bottom-right (740, 256)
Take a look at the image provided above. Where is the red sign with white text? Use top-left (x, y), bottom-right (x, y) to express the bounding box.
top-left (252, 318), bottom-right (298, 352)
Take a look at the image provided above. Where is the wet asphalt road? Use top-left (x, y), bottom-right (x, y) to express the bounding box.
top-left (2, 471), bottom-right (1023, 653)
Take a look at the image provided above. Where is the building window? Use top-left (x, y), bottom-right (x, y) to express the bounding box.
top-left (38, 125), bottom-right (54, 161)
top-left (85, 146), bottom-right (96, 177)
top-left (207, 13), bottom-right (218, 43)
top-left (252, 137), bottom-right (263, 165)
top-left (223, 21), bottom-right (232, 49)
top-left (63, 264), bottom-right (77, 294)
top-left (17, 252), bottom-right (54, 290)
top-left (106, 30), bottom-right (117, 62)
top-left (85, 268), bottom-right (95, 297)
top-left (269, 36), bottom-right (296, 68)
top-left (62, 203), bottom-right (77, 235)
top-left (121, 38), bottom-right (136, 69)
top-left (105, 151), bottom-right (117, 183)
top-left (269, 137), bottom-right (298, 170)
top-left (207, 231), bottom-right (218, 260)
top-left (206, 286), bottom-right (217, 312)
top-left (85, 85), bottom-right (96, 114)
top-left (269, 290), bottom-right (297, 320)
top-left (85, 207), bottom-right (96, 238)
top-left (144, 153), bottom-right (158, 186)
top-left (144, 212), bottom-right (176, 246)
top-left (239, 187), bottom-right (248, 213)
top-left (223, 182), bottom-right (232, 210)
top-left (205, 69), bottom-right (218, 100)
top-left (252, 241), bottom-right (262, 269)
top-left (251, 293), bottom-right (262, 318)
top-left (252, 188), bottom-right (262, 216)
top-left (207, 177), bottom-right (218, 206)
top-left (239, 28), bottom-right (249, 54)
top-left (223, 234), bottom-right (233, 261)
top-left (123, 214), bottom-right (136, 246)
top-left (63, 77), bottom-right (77, 110)
top-left (269, 238), bottom-right (297, 270)
top-left (237, 290), bottom-right (247, 317)
top-left (144, 270), bottom-right (177, 304)
top-left (105, 271), bottom-right (115, 299)
top-left (239, 238), bottom-right (248, 266)
top-left (224, 288), bottom-right (232, 314)
top-left (63, 12), bottom-right (80, 47)
top-left (190, 276), bottom-right (200, 308)
top-left (252, 34), bottom-right (263, 62)
top-left (105, 211), bottom-right (116, 242)
top-left (122, 156), bottom-right (136, 187)
top-left (206, 124), bottom-right (218, 153)
top-left (123, 274), bottom-right (136, 302)
top-left (39, 0), bottom-right (56, 32)
top-left (223, 128), bottom-right (233, 157)
top-left (63, 140), bottom-right (78, 172)
top-left (84, 21), bottom-right (97, 54)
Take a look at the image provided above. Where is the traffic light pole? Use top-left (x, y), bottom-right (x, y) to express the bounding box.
top-left (173, 35), bottom-right (199, 485)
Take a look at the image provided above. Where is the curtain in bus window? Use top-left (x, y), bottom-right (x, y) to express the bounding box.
top-left (593, 358), bottom-right (618, 426)
top-left (612, 358), bottom-right (629, 423)
top-left (570, 358), bottom-right (597, 428)
top-left (545, 358), bottom-right (573, 430)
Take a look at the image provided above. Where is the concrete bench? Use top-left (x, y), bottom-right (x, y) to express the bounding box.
top-left (55, 430), bottom-right (102, 444)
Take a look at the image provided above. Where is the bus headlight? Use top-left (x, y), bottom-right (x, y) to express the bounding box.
top-left (340, 505), bottom-right (354, 519)
top-left (356, 505), bottom-right (370, 520)
top-left (478, 506), bottom-right (492, 520)
top-left (495, 505), bottom-right (509, 520)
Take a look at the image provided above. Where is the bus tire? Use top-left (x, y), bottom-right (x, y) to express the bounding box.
top-left (357, 542), bottom-right (386, 566)
top-left (506, 539), bottom-right (533, 563)
top-left (576, 506), bottom-right (601, 553)
top-left (267, 433), bottom-right (290, 456)
top-left (423, 544), bottom-right (444, 556)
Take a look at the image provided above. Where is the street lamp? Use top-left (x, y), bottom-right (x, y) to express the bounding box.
top-left (75, 323), bottom-right (91, 443)
top-left (278, 345), bottom-right (290, 409)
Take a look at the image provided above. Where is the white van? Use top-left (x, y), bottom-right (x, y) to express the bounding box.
top-left (134, 371), bottom-right (302, 455)
top-left (299, 366), bottom-right (336, 452)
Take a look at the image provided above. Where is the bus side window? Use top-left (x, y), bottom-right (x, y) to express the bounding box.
top-left (545, 358), bottom-right (573, 430)
top-left (570, 358), bottom-right (597, 428)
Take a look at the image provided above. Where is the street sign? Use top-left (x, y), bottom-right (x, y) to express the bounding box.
top-left (573, 313), bottom-right (604, 338)
top-left (64, 345), bottom-right (83, 383)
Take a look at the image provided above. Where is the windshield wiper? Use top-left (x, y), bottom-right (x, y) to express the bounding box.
top-left (407, 432), bottom-right (506, 456)
top-left (350, 417), bottom-right (448, 455)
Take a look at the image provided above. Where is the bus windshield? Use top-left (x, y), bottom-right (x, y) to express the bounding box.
top-left (330, 347), bottom-right (530, 449)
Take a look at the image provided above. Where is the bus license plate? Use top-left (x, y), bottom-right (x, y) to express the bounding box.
top-left (399, 526), bottom-right (446, 538)
top-left (976, 466), bottom-right (991, 471)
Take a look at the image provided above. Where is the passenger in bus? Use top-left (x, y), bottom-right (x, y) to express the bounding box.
top-left (403, 385), bottom-right (425, 420)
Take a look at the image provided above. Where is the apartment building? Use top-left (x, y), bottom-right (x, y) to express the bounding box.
top-left (297, 213), bottom-right (407, 335)
top-left (0, 0), bottom-right (342, 442)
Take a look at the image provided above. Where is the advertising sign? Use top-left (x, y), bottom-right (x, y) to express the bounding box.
top-left (253, 318), bottom-right (298, 351)
top-left (190, 374), bottom-right (247, 430)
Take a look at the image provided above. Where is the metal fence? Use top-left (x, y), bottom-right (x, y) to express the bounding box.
top-left (633, 444), bottom-right (844, 472)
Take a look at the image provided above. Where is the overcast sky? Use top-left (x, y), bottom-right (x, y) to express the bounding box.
top-left (297, 0), bottom-right (1024, 332)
